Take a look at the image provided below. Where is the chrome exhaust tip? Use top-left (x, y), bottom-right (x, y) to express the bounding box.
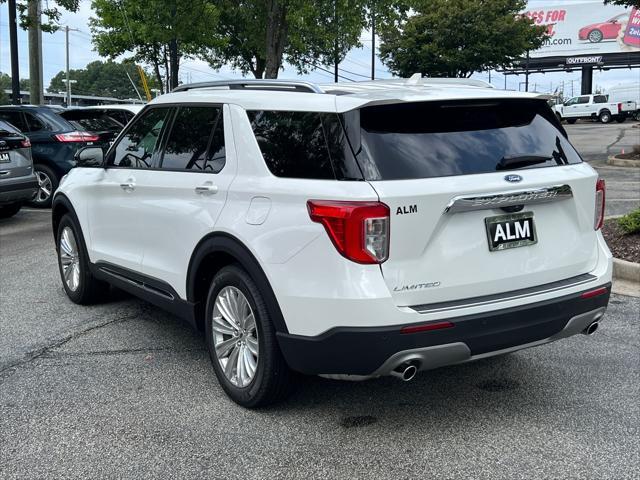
top-left (582, 321), bottom-right (599, 335)
top-left (390, 363), bottom-right (418, 382)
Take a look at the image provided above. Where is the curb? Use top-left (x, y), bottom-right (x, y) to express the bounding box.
top-left (613, 257), bottom-right (640, 283)
top-left (607, 155), bottom-right (640, 168)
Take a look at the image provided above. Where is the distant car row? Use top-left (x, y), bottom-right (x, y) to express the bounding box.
top-left (0, 104), bottom-right (142, 218)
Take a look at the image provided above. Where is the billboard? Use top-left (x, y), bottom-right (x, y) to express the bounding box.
top-left (524, 3), bottom-right (640, 58)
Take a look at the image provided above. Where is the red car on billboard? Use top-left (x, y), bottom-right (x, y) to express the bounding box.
top-left (579, 12), bottom-right (628, 43)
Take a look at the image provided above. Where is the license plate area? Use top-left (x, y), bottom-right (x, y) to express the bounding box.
top-left (0, 152), bottom-right (10, 163)
top-left (485, 212), bottom-right (537, 251)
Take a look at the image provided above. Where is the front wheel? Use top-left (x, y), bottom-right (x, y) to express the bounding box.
top-left (56, 214), bottom-right (108, 304)
top-left (205, 265), bottom-right (294, 408)
top-left (588, 29), bottom-right (603, 43)
top-left (599, 110), bottom-right (612, 124)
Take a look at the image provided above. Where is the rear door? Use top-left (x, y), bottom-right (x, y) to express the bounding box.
top-left (139, 104), bottom-right (235, 293)
top-left (346, 99), bottom-right (600, 307)
top-left (0, 120), bottom-right (32, 181)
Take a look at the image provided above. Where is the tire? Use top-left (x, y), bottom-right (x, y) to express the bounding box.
top-left (0, 202), bottom-right (22, 219)
top-left (599, 110), bottom-right (612, 124)
top-left (30, 164), bottom-right (58, 208)
top-left (56, 214), bottom-right (109, 304)
top-left (588, 29), bottom-right (603, 43)
top-left (566, 118), bottom-right (577, 124)
top-left (205, 265), bottom-right (294, 408)
top-left (615, 116), bottom-right (626, 123)
top-left (634, 111), bottom-right (640, 122)
top-left (555, 113), bottom-right (562, 123)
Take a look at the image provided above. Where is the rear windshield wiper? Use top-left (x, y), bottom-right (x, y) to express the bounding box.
top-left (497, 155), bottom-right (551, 170)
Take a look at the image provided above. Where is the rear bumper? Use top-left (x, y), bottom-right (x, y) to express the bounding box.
top-left (0, 176), bottom-right (38, 205)
top-left (277, 284), bottom-right (611, 376)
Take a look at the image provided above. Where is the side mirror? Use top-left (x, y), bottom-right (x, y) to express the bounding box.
top-left (75, 146), bottom-right (104, 167)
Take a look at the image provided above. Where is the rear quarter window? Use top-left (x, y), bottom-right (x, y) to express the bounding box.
top-left (343, 99), bottom-right (582, 181)
top-left (247, 111), bottom-right (362, 180)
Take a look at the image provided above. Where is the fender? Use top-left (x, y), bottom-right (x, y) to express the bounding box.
top-left (51, 193), bottom-right (79, 245)
top-left (186, 232), bottom-right (289, 334)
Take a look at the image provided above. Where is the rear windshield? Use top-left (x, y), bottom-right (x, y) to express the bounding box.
top-left (343, 99), bottom-right (582, 181)
top-left (60, 111), bottom-right (124, 133)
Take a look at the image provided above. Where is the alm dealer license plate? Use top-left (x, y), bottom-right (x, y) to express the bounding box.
top-left (0, 152), bottom-right (10, 163)
top-left (485, 212), bottom-right (537, 251)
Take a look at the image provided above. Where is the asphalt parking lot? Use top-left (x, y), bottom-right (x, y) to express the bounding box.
top-left (1, 122), bottom-right (639, 479)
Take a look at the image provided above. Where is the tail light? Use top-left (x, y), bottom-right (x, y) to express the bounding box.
top-left (20, 139), bottom-right (31, 148)
top-left (594, 178), bottom-right (605, 230)
top-left (54, 131), bottom-right (100, 143)
top-left (617, 103), bottom-right (622, 114)
top-left (307, 200), bottom-right (390, 264)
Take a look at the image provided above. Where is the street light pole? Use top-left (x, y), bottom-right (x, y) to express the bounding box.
top-left (65, 26), bottom-right (71, 106)
top-left (8, 0), bottom-right (21, 104)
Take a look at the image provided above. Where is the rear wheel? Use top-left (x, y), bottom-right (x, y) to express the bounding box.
top-left (588, 29), bottom-right (603, 43)
top-left (56, 214), bottom-right (108, 304)
top-left (30, 164), bottom-right (58, 208)
top-left (205, 265), bottom-right (294, 408)
top-left (566, 118), bottom-right (577, 124)
top-left (599, 110), bottom-right (612, 124)
top-left (0, 203), bottom-right (22, 219)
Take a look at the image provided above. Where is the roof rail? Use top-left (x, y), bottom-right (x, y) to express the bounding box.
top-left (172, 79), bottom-right (324, 94)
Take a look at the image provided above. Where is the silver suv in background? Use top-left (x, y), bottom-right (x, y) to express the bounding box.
top-left (0, 119), bottom-right (37, 218)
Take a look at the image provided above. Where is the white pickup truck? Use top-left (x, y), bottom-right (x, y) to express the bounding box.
top-left (553, 94), bottom-right (636, 124)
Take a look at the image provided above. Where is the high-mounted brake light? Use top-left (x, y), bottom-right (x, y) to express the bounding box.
top-left (54, 131), bottom-right (100, 143)
top-left (594, 178), bottom-right (605, 230)
top-left (307, 200), bottom-right (390, 264)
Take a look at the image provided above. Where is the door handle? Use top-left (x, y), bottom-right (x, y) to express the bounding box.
top-left (120, 179), bottom-right (135, 191)
top-left (195, 183), bottom-right (218, 195)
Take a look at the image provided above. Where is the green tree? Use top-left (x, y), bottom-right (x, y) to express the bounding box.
top-left (0, 72), bottom-right (30, 103)
top-left (378, 0), bottom-right (548, 78)
top-left (0, 0), bottom-right (79, 32)
top-left (206, 0), bottom-right (407, 79)
top-left (47, 60), bottom-right (158, 99)
top-left (604, 0), bottom-right (639, 7)
top-left (90, 0), bottom-right (221, 92)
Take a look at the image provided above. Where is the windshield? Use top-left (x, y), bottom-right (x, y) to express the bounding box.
top-left (342, 99), bottom-right (582, 181)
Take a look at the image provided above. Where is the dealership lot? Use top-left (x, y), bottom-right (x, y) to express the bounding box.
top-left (1, 122), bottom-right (639, 478)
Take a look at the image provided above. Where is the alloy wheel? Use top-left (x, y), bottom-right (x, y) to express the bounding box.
top-left (35, 170), bottom-right (53, 204)
top-left (212, 286), bottom-right (259, 387)
top-left (588, 30), bottom-right (603, 43)
top-left (59, 226), bottom-right (81, 291)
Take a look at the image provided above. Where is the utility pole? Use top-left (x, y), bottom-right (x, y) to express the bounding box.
top-left (504, 73), bottom-right (507, 90)
top-left (8, 0), bottom-right (21, 104)
top-left (28, 0), bottom-right (44, 105)
top-left (488, 70), bottom-right (491, 84)
top-left (371, 2), bottom-right (375, 80)
top-left (333, 0), bottom-right (338, 83)
top-left (65, 26), bottom-right (71, 106)
top-left (525, 50), bottom-right (530, 92)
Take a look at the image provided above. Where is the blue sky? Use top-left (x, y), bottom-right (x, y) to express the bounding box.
top-left (1, 0), bottom-right (638, 96)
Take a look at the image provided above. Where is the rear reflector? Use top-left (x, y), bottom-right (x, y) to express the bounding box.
top-left (401, 321), bottom-right (454, 334)
top-left (54, 131), bottom-right (100, 143)
top-left (594, 178), bottom-right (605, 230)
top-left (581, 287), bottom-right (608, 299)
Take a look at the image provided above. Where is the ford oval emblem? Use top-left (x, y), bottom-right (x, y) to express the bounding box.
top-left (504, 174), bottom-right (523, 183)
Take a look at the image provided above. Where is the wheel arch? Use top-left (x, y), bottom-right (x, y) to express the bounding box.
top-left (187, 232), bottom-right (289, 334)
top-left (51, 193), bottom-right (77, 245)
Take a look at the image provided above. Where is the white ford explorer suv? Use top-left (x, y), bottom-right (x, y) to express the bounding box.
top-left (52, 78), bottom-right (612, 407)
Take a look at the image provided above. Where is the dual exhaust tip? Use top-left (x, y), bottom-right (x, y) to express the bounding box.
top-left (390, 320), bottom-right (600, 381)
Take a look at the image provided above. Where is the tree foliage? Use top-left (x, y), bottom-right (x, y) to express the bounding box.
top-left (0, 0), bottom-right (80, 32)
top-left (604, 0), bottom-right (639, 7)
top-left (206, 0), bottom-right (407, 79)
top-left (47, 60), bottom-right (158, 99)
top-left (0, 72), bottom-right (30, 102)
top-left (90, 0), bottom-right (221, 91)
top-left (378, 0), bottom-right (548, 78)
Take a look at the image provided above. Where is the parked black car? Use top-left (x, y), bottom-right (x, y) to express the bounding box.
top-left (0, 106), bottom-right (104, 207)
top-left (0, 119), bottom-right (37, 218)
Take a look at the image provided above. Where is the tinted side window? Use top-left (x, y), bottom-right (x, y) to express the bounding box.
top-left (248, 111), bottom-right (335, 179)
top-left (0, 111), bottom-right (28, 132)
top-left (110, 108), bottom-right (169, 168)
top-left (577, 96), bottom-right (590, 104)
top-left (161, 106), bottom-right (224, 172)
top-left (25, 113), bottom-right (48, 131)
top-left (593, 95), bottom-right (608, 104)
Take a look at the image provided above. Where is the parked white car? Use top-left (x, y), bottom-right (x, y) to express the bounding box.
top-left (607, 83), bottom-right (640, 121)
top-left (553, 94), bottom-right (636, 124)
top-left (52, 78), bottom-right (612, 407)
